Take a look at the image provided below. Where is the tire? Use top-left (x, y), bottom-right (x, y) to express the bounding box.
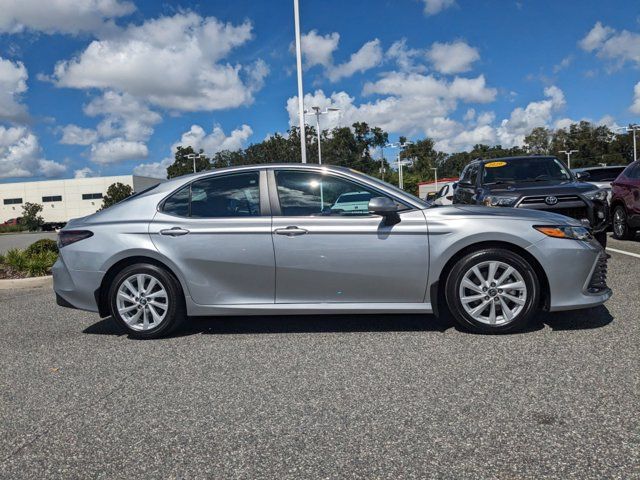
top-left (612, 206), bottom-right (636, 240)
top-left (445, 248), bottom-right (540, 334)
top-left (593, 231), bottom-right (608, 249)
top-left (108, 263), bottom-right (186, 339)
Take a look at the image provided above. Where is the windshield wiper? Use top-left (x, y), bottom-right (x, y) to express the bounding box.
top-left (484, 180), bottom-right (515, 185)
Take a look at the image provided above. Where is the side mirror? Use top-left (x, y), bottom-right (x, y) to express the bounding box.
top-left (368, 197), bottom-right (400, 225)
top-left (452, 182), bottom-right (458, 189)
top-left (575, 171), bottom-right (590, 181)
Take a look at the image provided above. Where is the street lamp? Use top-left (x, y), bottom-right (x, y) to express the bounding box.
top-left (617, 125), bottom-right (639, 162)
top-left (304, 106), bottom-right (340, 164)
top-left (432, 167), bottom-right (438, 193)
top-left (386, 140), bottom-right (414, 190)
top-left (186, 153), bottom-right (206, 173)
top-left (559, 149), bottom-right (578, 169)
top-left (293, 0), bottom-right (307, 164)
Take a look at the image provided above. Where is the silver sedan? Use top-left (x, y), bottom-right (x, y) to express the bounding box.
top-left (53, 164), bottom-right (611, 338)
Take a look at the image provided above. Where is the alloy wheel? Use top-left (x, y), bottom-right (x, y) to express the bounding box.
top-left (458, 260), bottom-right (527, 326)
top-left (613, 208), bottom-right (626, 238)
top-left (116, 273), bottom-right (169, 331)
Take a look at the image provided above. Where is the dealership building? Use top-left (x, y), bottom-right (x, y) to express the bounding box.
top-left (0, 175), bottom-right (163, 224)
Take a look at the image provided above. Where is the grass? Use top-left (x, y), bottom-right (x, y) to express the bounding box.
top-left (0, 246), bottom-right (58, 278)
top-left (0, 224), bottom-right (26, 234)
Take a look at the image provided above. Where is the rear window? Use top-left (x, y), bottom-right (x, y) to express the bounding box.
top-left (584, 168), bottom-right (625, 181)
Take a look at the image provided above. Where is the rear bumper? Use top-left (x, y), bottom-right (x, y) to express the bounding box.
top-left (52, 256), bottom-right (102, 313)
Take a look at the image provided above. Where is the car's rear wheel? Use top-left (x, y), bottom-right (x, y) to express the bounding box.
top-left (445, 248), bottom-right (540, 334)
top-left (109, 263), bottom-right (185, 339)
top-left (612, 205), bottom-right (636, 240)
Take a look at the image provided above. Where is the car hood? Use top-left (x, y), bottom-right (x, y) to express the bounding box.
top-left (484, 180), bottom-right (597, 196)
top-left (444, 204), bottom-right (582, 226)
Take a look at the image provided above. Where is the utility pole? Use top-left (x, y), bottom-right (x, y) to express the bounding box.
top-left (293, 0), bottom-right (307, 163)
top-left (386, 140), bottom-right (413, 189)
top-left (432, 167), bottom-right (438, 193)
top-left (186, 153), bottom-right (205, 173)
top-left (559, 149), bottom-right (578, 169)
top-left (304, 106), bottom-right (339, 164)
top-left (618, 125), bottom-right (640, 162)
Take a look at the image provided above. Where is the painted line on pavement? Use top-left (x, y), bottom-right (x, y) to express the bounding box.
top-left (606, 247), bottom-right (640, 259)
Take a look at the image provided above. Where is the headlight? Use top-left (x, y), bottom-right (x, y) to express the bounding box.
top-left (482, 195), bottom-right (519, 207)
top-left (584, 189), bottom-right (608, 202)
top-left (533, 225), bottom-right (592, 240)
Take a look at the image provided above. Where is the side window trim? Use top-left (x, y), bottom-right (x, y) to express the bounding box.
top-left (268, 168), bottom-right (413, 218)
top-left (159, 169), bottom-right (268, 219)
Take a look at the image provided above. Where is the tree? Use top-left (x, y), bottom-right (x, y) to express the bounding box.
top-left (524, 127), bottom-right (551, 154)
top-left (101, 182), bottom-right (133, 210)
top-left (21, 202), bottom-right (44, 231)
top-left (167, 146), bottom-right (212, 178)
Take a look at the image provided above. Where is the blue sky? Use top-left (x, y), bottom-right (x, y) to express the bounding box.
top-left (0, 0), bottom-right (638, 182)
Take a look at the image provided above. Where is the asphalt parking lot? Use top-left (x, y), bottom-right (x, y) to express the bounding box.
top-left (0, 243), bottom-right (638, 479)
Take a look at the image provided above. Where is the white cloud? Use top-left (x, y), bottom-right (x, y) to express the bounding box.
top-left (74, 167), bottom-right (98, 178)
top-left (84, 91), bottom-right (161, 142)
top-left (422, 0), bottom-right (456, 16)
top-left (90, 139), bottom-right (148, 165)
top-left (133, 157), bottom-right (172, 179)
top-left (553, 55), bottom-right (573, 73)
top-left (172, 124), bottom-right (253, 154)
top-left (327, 39), bottom-right (383, 82)
top-left (426, 41), bottom-right (480, 74)
top-left (386, 39), bottom-right (425, 73)
top-left (287, 73), bottom-right (496, 143)
top-left (497, 86), bottom-right (566, 147)
top-left (0, 56), bottom-right (28, 122)
top-left (299, 30), bottom-right (340, 68)
top-left (579, 22), bottom-right (640, 69)
top-left (0, 126), bottom-right (65, 178)
top-left (631, 81), bottom-right (640, 114)
top-left (51, 12), bottom-right (265, 112)
top-left (0, 0), bottom-right (135, 34)
top-left (59, 124), bottom-right (98, 145)
top-left (133, 123), bottom-right (254, 179)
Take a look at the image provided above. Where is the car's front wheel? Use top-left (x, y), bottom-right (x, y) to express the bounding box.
top-left (612, 205), bottom-right (636, 240)
top-left (445, 248), bottom-right (540, 334)
top-left (108, 263), bottom-right (185, 339)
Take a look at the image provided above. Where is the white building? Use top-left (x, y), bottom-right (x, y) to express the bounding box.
top-left (0, 175), bottom-right (163, 224)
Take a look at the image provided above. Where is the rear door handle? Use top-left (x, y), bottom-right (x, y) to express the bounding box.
top-left (274, 226), bottom-right (308, 236)
top-left (160, 227), bottom-right (190, 237)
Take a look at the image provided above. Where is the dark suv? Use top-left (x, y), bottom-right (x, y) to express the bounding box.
top-left (453, 156), bottom-right (609, 247)
top-left (610, 161), bottom-right (640, 240)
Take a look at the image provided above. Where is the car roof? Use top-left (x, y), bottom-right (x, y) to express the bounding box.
top-left (475, 155), bottom-right (557, 164)
top-left (573, 165), bottom-right (626, 171)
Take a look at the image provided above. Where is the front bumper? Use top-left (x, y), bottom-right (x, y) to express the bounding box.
top-left (516, 196), bottom-right (609, 233)
top-left (52, 256), bottom-right (102, 313)
top-left (527, 237), bottom-right (612, 312)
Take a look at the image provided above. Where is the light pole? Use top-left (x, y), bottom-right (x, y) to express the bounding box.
top-left (559, 149), bottom-right (578, 169)
top-left (617, 125), bottom-right (639, 162)
top-left (304, 106), bottom-right (339, 164)
top-left (293, 0), bottom-right (307, 163)
top-left (386, 141), bottom-right (414, 189)
top-left (432, 167), bottom-right (438, 193)
top-left (186, 153), bottom-right (206, 173)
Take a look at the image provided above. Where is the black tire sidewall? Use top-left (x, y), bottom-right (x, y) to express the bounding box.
top-left (593, 231), bottom-right (607, 248)
top-left (445, 249), bottom-right (540, 334)
top-left (108, 263), bottom-right (183, 338)
top-left (612, 206), bottom-right (630, 240)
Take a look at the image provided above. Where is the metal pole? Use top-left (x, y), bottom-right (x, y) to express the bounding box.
top-left (193, 156), bottom-right (196, 173)
top-left (634, 128), bottom-right (637, 163)
top-left (380, 146), bottom-right (385, 181)
top-left (398, 152), bottom-right (403, 190)
top-left (293, 0), bottom-right (307, 163)
top-left (432, 168), bottom-right (438, 193)
top-left (315, 111), bottom-right (322, 165)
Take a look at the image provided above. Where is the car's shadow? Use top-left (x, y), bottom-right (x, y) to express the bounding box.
top-left (83, 305), bottom-right (613, 338)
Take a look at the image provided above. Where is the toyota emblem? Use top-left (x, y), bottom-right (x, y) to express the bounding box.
top-left (545, 196), bottom-right (558, 205)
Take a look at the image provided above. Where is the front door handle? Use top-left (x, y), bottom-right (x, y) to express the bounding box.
top-left (274, 226), bottom-right (308, 236)
top-left (160, 227), bottom-right (190, 237)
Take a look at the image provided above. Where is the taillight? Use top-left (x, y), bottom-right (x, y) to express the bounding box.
top-left (58, 230), bottom-right (93, 248)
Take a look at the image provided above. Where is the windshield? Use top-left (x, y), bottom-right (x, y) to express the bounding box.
top-left (482, 157), bottom-right (572, 184)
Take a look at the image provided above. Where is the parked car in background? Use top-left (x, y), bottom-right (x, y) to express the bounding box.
top-left (331, 191), bottom-right (373, 214)
top-left (453, 156), bottom-right (610, 247)
top-left (54, 164), bottom-right (611, 338)
top-left (572, 165), bottom-right (626, 203)
top-left (433, 182), bottom-right (457, 206)
top-left (610, 161), bottom-right (640, 240)
top-left (1, 217), bottom-right (21, 227)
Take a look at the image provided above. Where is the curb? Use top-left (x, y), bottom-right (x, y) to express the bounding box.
top-left (0, 275), bottom-right (52, 290)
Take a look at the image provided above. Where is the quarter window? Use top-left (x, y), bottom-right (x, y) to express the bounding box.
top-left (162, 172), bottom-right (261, 218)
top-left (42, 195), bottom-right (62, 202)
top-left (274, 170), bottom-right (392, 216)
